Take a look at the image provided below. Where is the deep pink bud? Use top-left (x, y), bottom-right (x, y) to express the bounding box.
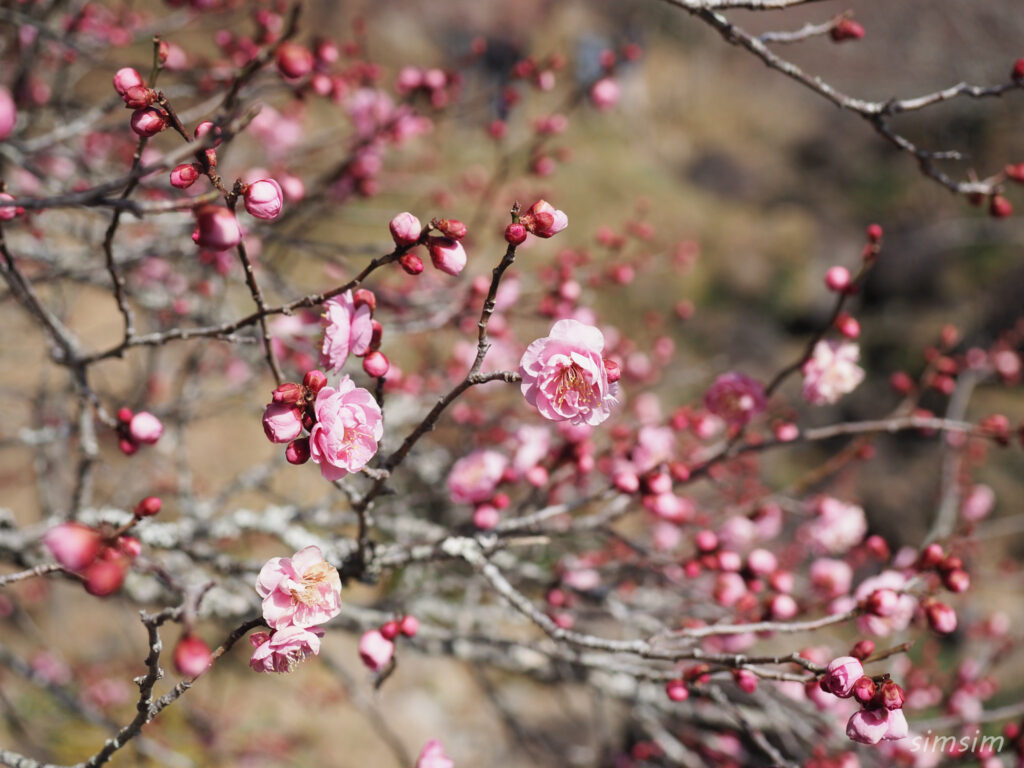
top-left (866, 223), bottom-right (883, 242)
top-left (352, 288), bottom-right (376, 313)
top-left (732, 669), bottom-right (758, 694)
top-left (193, 121), bottom-right (222, 147)
top-left (820, 656), bottom-right (864, 698)
top-left (380, 620), bottom-right (400, 640)
top-left (272, 381), bottom-right (303, 405)
top-left (134, 496), bottom-right (162, 517)
top-left (82, 558), bottom-right (127, 596)
top-left (285, 437), bottom-right (311, 465)
top-left (876, 680), bottom-right (905, 710)
top-left (244, 179), bottom-right (284, 220)
top-left (865, 588), bottom-right (899, 616)
top-left (170, 163), bottom-right (200, 189)
top-left (116, 536), bottom-right (142, 559)
top-left (130, 107), bottom-right (167, 138)
top-left (399, 615), bottom-right (419, 637)
top-left (362, 350), bottom-right (390, 377)
top-left (129, 411), bottom-right (164, 444)
top-left (825, 266), bottom-right (852, 292)
top-left (121, 85), bottom-right (154, 108)
top-left (276, 42), bottom-right (315, 79)
top-left (434, 218), bottom-right (467, 240)
top-left (1014, 58), bottom-right (1024, 80)
top-left (113, 67), bottom-right (144, 96)
top-left (603, 358), bottom-right (621, 383)
top-left (850, 639), bottom-right (875, 660)
top-left (43, 523), bottom-right (102, 571)
top-left (427, 237), bottom-right (467, 276)
top-left (665, 680), bottom-right (689, 702)
top-left (358, 629), bottom-right (394, 671)
top-left (367, 320), bottom-right (383, 352)
top-left (117, 407), bottom-right (134, 423)
top-left (989, 195), bottom-right (1013, 219)
top-left (399, 251), bottom-right (424, 275)
top-left (943, 568), bottom-right (970, 593)
top-left (852, 676), bottom-right (876, 705)
top-left (194, 205), bottom-right (241, 250)
top-left (302, 370), bottom-right (328, 395)
top-left (173, 635), bottom-right (212, 677)
top-left (830, 18), bottom-right (865, 42)
top-left (389, 212), bottom-right (422, 247)
top-left (118, 437), bottom-right (139, 455)
top-left (0, 192), bottom-right (20, 221)
top-left (504, 222), bottom-right (528, 245)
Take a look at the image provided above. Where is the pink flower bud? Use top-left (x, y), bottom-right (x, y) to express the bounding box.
top-left (276, 42), bottom-right (314, 79)
top-left (989, 195), bottom-right (1013, 219)
top-left (112, 67), bottom-right (144, 96)
top-left (504, 222), bottom-right (527, 245)
top-left (865, 588), bottom-right (899, 616)
top-left (876, 680), bottom-right (905, 710)
top-left (825, 266), bottom-right (852, 292)
top-left (358, 629), bottom-right (394, 671)
top-left (173, 635), bottom-right (212, 677)
top-left (129, 411), bottom-right (164, 444)
top-left (769, 593), bottom-right (798, 619)
top-left (244, 179), bottom-right (284, 220)
top-left (352, 288), bottom-right (376, 313)
top-left (396, 66), bottom-right (423, 93)
top-left (0, 86), bottom-right (16, 141)
top-left (194, 205), bottom-right (241, 250)
top-left (473, 504), bottom-right (500, 529)
top-left (285, 438), bottom-right (311, 465)
top-left (835, 312), bottom-right (860, 338)
top-left (134, 496), bottom-right (162, 517)
top-left (119, 437), bottom-right (139, 455)
top-left (603, 358), bottom-right (621, 383)
top-left (522, 200), bottom-right (568, 238)
top-left (415, 740), bottom-right (453, 768)
top-left (117, 536), bottom-right (142, 559)
top-left (302, 370), bottom-right (328, 395)
top-left (389, 212), bottom-right (422, 246)
top-left (943, 568), bottom-right (970, 593)
top-left (82, 558), bottom-right (127, 596)
top-left (732, 669), bottom-right (758, 693)
top-left (380, 620), bottom-right (400, 640)
top-left (0, 192), bottom-right (22, 221)
top-left (665, 679), bottom-right (689, 702)
top-left (589, 77), bottom-right (620, 110)
top-left (695, 530), bottom-right (718, 553)
top-left (170, 163), bottom-right (200, 189)
top-left (399, 251), bottom-right (424, 275)
top-left (130, 107), bottom-right (167, 138)
top-left (1014, 58), bottom-right (1024, 81)
top-left (925, 601), bottom-right (958, 634)
top-left (262, 403), bottom-right (303, 443)
top-left (272, 381), bottom-right (303, 405)
top-left (434, 218), bottom-right (467, 240)
top-left (120, 85), bottom-right (154, 109)
top-left (194, 120), bottom-right (222, 147)
top-left (866, 223), bottom-right (883, 242)
top-left (820, 656), bottom-right (864, 698)
top-left (746, 548), bottom-right (777, 576)
top-left (399, 615), bottom-right (419, 637)
top-left (846, 708), bottom-right (888, 745)
top-left (852, 676), bottom-right (876, 705)
top-left (362, 350), bottom-right (390, 377)
top-left (831, 18), bottom-right (865, 43)
top-left (850, 639), bottom-right (875, 660)
top-left (427, 237), bottom-right (467, 276)
top-left (43, 523), bottom-right (102, 571)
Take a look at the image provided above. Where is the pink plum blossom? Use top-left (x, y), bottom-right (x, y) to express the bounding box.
top-left (43, 523), bottom-right (102, 571)
top-left (854, 571), bottom-right (916, 636)
top-left (243, 179), bottom-right (284, 220)
top-left (519, 319), bottom-right (619, 426)
top-left (589, 77), bottom-right (621, 110)
top-left (309, 376), bottom-right (383, 480)
top-left (249, 625), bottom-right (324, 673)
top-left (522, 200), bottom-right (568, 238)
top-left (704, 372), bottom-right (767, 426)
top-left (820, 656), bottom-right (864, 698)
top-left (802, 496), bottom-right (866, 555)
top-left (416, 740), bottom-right (454, 768)
top-left (320, 290), bottom-right (373, 372)
top-left (448, 449), bottom-right (508, 504)
top-left (262, 402), bottom-right (303, 443)
top-left (801, 340), bottom-right (865, 405)
top-left (256, 545), bottom-right (342, 630)
top-left (358, 629), bottom-right (394, 671)
top-left (173, 635), bottom-right (212, 677)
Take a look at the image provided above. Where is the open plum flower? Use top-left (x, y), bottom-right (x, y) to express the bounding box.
top-left (309, 375), bottom-right (383, 480)
top-left (256, 545), bottom-right (342, 630)
top-left (320, 290), bottom-right (373, 372)
top-left (249, 625), bottom-right (325, 674)
top-left (519, 319), bottom-right (618, 426)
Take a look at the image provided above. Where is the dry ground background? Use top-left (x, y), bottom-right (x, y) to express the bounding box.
top-left (1, 0), bottom-right (1023, 765)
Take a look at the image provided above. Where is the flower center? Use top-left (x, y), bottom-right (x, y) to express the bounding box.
top-left (555, 363), bottom-right (596, 407)
top-left (291, 561), bottom-right (333, 606)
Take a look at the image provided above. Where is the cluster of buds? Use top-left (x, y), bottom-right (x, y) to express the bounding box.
top-left (395, 66), bottom-right (461, 109)
top-left (115, 408), bottom-right (164, 455)
top-left (358, 614), bottom-right (419, 672)
top-left (261, 370), bottom-right (328, 465)
top-left (114, 68), bottom-right (168, 138)
top-left (505, 200), bottom-right (569, 245)
top-left (917, 542), bottom-right (971, 594)
top-left (818, 656), bottom-right (909, 745)
top-left (388, 212), bottom-right (467, 276)
top-left (42, 495), bottom-right (158, 596)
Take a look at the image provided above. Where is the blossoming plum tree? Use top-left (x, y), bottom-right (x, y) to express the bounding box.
top-left (0, 1), bottom-right (1022, 767)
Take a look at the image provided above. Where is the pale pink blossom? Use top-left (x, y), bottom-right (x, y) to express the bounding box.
top-left (810, 557), bottom-right (853, 598)
top-left (249, 625), bottom-right (324, 673)
top-left (704, 372), bottom-right (767, 426)
top-left (511, 425), bottom-right (551, 475)
top-left (846, 708), bottom-right (890, 745)
top-left (854, 571), bottom-right (916, 636)
top-left (632, 425), bottom-right (676, 473)
top-left (961, 484), bottom-right (995, 522)
top-left (262, 402), bottom-right (303, 443)
top-left (801, 340), bottom-right (865, 405)
top-left (358, 629), bottom-right (394, 671)
top-left (821, 656), bottom-right (864, 698)
top-left (883, 708), bottom-right (909, 740)
top-left (389, 211), bottom-right (422, 246)
top-left (427, 236), bottom-right (467, 275)
top-left (256, 545), bottom-right (341, 630)
top-left (519, 319), bottom-right (618, 426)
top-left (416, 740), bottom-right (454, 768)
top-left (309, 376), bottom-right (383, 480)
top-left (448, 449), bottom-right (508, 504)
top-left (802, 496), bottom-right (866, 555)
top-left (194, 205), bottom-right (241, 250)
top-left (320, 290), bottom-right (373, 372)
top-left (0, 86), bottom-right (17, 140)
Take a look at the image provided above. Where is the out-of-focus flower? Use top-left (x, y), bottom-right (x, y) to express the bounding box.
top-left (801, 341), bottom-right (864, 405)
top-left (447, 449), bottom-right (508, 504)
